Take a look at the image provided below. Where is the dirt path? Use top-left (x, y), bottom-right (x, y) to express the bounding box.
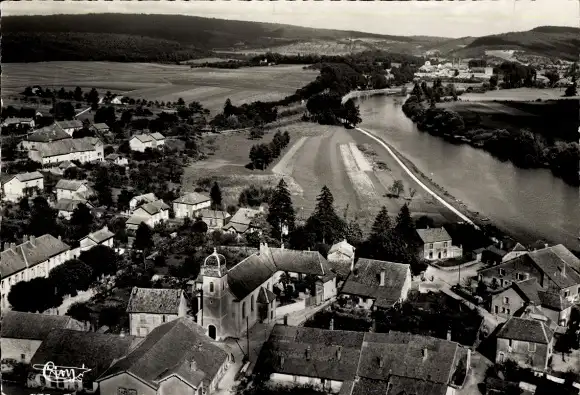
top-left (271, 136), bottom-right (308, 176)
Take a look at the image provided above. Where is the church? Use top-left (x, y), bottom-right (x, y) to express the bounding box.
top-left (195, 243), bottom-right (337, 341)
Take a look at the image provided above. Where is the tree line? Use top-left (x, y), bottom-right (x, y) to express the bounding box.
top-left (248, 130), bottom-right (290, 170)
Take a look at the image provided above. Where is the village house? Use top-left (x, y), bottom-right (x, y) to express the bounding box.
top-left (55, 178), bottom-right (93, 201)
top-left (97, 317), bottom-right (230, 395)
top-left (105, 153), bottom-right (129, 166)
top-left (0, 312), bottom-right (85, 363)
top-left (129, 192), bottom-right (157, 213)
top-left (173, 192), bottom-right (212, 219)
top-left (491, 278), bottom-right (574, 327)
top-left (79, 226), bottom-right (115, 252)
top-left (478, 244), bottom-right (580, 303)
top-left (27, 329), bottom-right (136, 393)
top-left (502, 243), bottom-right (529, 262)
top-left (90, 122), bottom-right (110, 134)
top-left (1, 171), bottom-right (44, 202)
top-left (126, 199), bottom-right (170, 231)
top-left (2, 117), bottom-right (35, 128)
top-left (48, 160), bottom-right (77, 175)
top-left (129, 132), bottom-right (166, 152)
top-left (198, 208), bottom-right (231, 230)
top-left (327, 239), bottom-right (356, 280)
top-left (55, 119), bottom-right (84, 136)
top-left (339, 258), bottom-right (412, 310)
top-left (0, 234), bottom-right (70, 312)
top-left (496, 316), bottom-right (555, 372)
top-left (126, 287), bottom-right (188, 337)
top-left (54, 198), bottom-right (94, 220)
top-left (416, 227), bottom-right (462, 261)
top-left (222, 207), bottom-right (264, 236)
top-left (20, 123), bottom-right (71, 150)
top-left (195, 243), bottom-right (337, 341)
top-left (27, 136), bottom-right (104, 166)
top-left (259, 326), bottom-right (470, 395)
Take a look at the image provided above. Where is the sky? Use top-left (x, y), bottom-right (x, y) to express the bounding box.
top-left (2, 0), bottom-right (579, 38)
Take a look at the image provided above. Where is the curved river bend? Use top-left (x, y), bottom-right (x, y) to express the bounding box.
top-left (357, 95), bottom-right (579, 249)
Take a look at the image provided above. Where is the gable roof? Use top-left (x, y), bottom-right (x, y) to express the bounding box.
top-left (81, 226), bottom-right (114, 244)
top-left (358, 331), bottom-right (459, 384)
top-left (512, 243), bottom-right (528, 252)
top-left (270, 248), bottom-right (333, 276)
top-left (126, 214), bottom-right (149, 226)
top-left (173, 192), bottom-right (211, 206)
top-left (98, 317), bottom-right (228, 389)
top-left (91, 123), bottom-right (110, 130)
top-left (54, 198), bottom-right (92, 212)
top-left (131, 193), bottom-right (156, 205)
top-left (198, 209), bottom-right (230, 220)
top-left (136, 199), bottom-right (170, 215)
top-left (1, 171), bottom-right (43, 185)
top-left (56, 178), bottom-right (86, 191)
top-left (31, 329), bottom-right (136, 383)
top-left (512, 278), bottom-right (542, 305)
top-left (1, 312), bottom-right (80, 340)
top-left (549, 244), bottom-right (580, 275)
top-left (132, 133), bottom-right (164, 143)
top-left (227, 207), bottom-right (261, 226)
top-left (31, 137), bottom-right (102, 158)
top-left (328, 239), bottom-right (355, 259)
top-left (26, 124), bottom-right (70, 142)
top-left (126, 287), bottom-right (183, 314)
top-left (497, 317), bottom-right (554, 344)
top-left (341, 258), bottom-right (410, 308)
top-left (528, 247), bottom-right (580, 289)
top-left (416, 227), bottom-right (452, 244)
top-left (56, 120), bottom-right (83, 129)
top-left (1, 234), bottom-right (70, 279)
top-left (150, 132), bottom-right (165, 140)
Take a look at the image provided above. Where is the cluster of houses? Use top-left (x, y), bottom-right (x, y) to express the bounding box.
top-left (414, 59), bottom-right (494, 80)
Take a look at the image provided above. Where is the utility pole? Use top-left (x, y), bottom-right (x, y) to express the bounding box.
top-left (246, 316), bottom-right (250, 362)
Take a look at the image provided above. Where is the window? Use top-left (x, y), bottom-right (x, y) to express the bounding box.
top-left (429, 243), bottom-right (433, 249)
top-left (251, 295), bottom-right (255, 312)
top-left (508, 339), bottom-right (513, 347)
top-left (162, 315), bottom-right (166, 323)
top-left (504, 281), bottom-right (511, 286)
top-left (564, 290), bottom-right (569, 298)
top-left (443, 242), bottom-right (448, 248)
top-left (516, 273), bottom-right (527, 281)
top-left (21, 354), bottom-right (25, 361)
top-left (528, 343), bottom-right (536, 353)
top-left (494, 306), bottom-right (499, 314)
top-left (501, 307), bottom-right (506, 314)
top-left (506, 309), bottom-right (511, 315)
top-left (504, 296), bottom-right (510, 304)
top-left (209, 282), bottom-right (214, 292)
top-left (242, 302), bottom-right (246, 318)
top-left (117, 388), bottom-right (128, 395)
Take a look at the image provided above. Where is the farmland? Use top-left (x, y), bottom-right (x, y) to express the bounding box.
top-left (459, 87), bottom-right (577, 101)
top-left (185, 122), bottom-right (457, 233)
top-left (1, 62), bottom-right (318, 114)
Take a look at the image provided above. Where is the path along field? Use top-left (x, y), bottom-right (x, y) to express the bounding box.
top-left (186, 122), bottom-right (458, 232)
top-left (1, 62), bottom-right (318, 114)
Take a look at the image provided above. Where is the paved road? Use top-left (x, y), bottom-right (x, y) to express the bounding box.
top-left (355, 126), bottom-right (477, 227)
top-left (424, 261), bottom-right (483, 287)
top-left (457, 351), bottom-right (493, 395)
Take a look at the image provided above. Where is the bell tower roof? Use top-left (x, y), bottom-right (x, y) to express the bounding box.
top-left (202, 248), bottom-right (227, 277)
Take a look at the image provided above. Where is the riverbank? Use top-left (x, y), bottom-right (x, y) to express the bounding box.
top-left (341, 87), bottom-right (403, 103)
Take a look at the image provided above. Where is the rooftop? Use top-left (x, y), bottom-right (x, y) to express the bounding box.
top-left (416, 227), bottom-right (452, 244)
top-left (26, 124), bottom-right (70, 142)
top-left (1, 312), bottom-right (81, 340)
top-left (55, 178), bottom-right (86, 191)
top-left (81, 226), bottom-right (114, 244)
top-left (136, 199), bottom-right (170, 215)
top-left (497, 317), bottom-right (554, 344)
top-left (1, 171), bottom-right (43, 185)
top-left (126, 287), bottom-right (183, 314)
top-left (328, 239), bottom-right (355, 259)
top-left (31, 137), bottom-right (102, 158)
top-left (227, 207), bottom-right (262, 226)
top-left (56, 120), bottom-right (83, 129)
top-left (173, 192), bottom-right (211, 206)
top-left (54, 198), bottom-right (91, 212)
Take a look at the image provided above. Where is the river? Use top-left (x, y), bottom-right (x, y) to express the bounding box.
top-left (357, 95), bottom-right (580, 250)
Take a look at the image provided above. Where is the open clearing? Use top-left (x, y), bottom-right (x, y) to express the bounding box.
top-left (1, 61), bottom-right (318, 114)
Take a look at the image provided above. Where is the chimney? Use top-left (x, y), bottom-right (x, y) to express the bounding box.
top-left (305, 346), bottom-right (311, 361)
top-left (561, 261), bottom-right (566, 277)
top-left (58, 235), bottom-right (61, 241)
top-left (336, 346), bottom-right (342, 360)
top-left (30, 236), bottom-right (36, 246)
top-left (544, 243), bottom-right (549, 249)
top-left (10, 242), bottom-right (16, 249)
top-left (447, 329), bottom-right (452, 341)
top-left (190, 359), bottom-right (197, 372)
top-left (23, 235), bottom-right (29, 243)
top-left (422, 348), bottom-right (428, 361)
top-left (283, 314), bottom-right (288, 326)
top-left (380, 271), bottom-right (385, 287)
top-left (329, 318), bottom-right (334, 331)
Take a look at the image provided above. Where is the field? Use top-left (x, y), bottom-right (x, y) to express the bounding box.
top-left (1, 62), bottom-right (318, 114)
top-left (438, 98), bottom-right (579, 142)
top-left (185, 122), bottom-right (457, 233)
top-left (459, 87), bottom-right (578, 101)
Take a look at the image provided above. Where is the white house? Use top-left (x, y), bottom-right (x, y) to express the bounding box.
top-left (129, 192), bottom-right (157, 213)
top-left (79, 226), bottom-right (115, 252)
top-left (54, 199), bottom-right (94, 220)
top-left (28, 137), bottom-right (104, 166)
top-left (90, 123), bottom-right (110, 134)
top-left (1, 171), bottom-right (44, 202)
top-left (126, 199), bottom-right (169, 230)
top-left (55, 179), bottom-right (93, 201)
top-left (222, 207), bottom-right (264, 236)
top-left (126, 287), bottom-right (188, 337)
top-left (129, 133), bottom-right (165, 152)
top-left (0, 312), bottom-right (85, 363)
top-left (105, 153), bottom-right (129, 166)
top-left (0, 235), bottom-right (71, 312)
top-left (55, 120), bottom-right (84, 136)
top-left (2, 117), bottom-right (35, 128)
top-left (327, 239), bottom-right (356, 280)
top-left (20, 124), bottom-right (71, 150)
top-left (416, 227), bottom-right (462, 261)
top-left (172, 192), bottom-right (211, 219)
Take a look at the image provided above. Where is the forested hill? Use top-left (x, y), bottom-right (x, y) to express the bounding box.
top-left (450, 26), bottom-right (580, 60)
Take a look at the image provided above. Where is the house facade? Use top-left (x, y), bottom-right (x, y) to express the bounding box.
top-left (1, 171), bottom-right (44, 202)
top-left (126, 199), bottom-right (169, 230)
top-left (55, 199), bottom-right (94, 220)
top-left (222, 207), bottom-right (264, 236)
top-left (198, 209), bottom-right (230, 230)
top-left (173, 192), bottom-right (212, 219)
top-left (2, 117), bottom-right (35, 128)
top-left (0, 235), bottom-right (70, 312)
top-left (0, 312), bottom-right (85, 363)
top-left (129, 192), bottom-right (157, 213)
top-left (105, 153), bottom-right (129, 166)
top-left (28, 137), bottom-right (104, 166)
top-left (416, 227), bottom-right (462, 261)
top-left (496, 316), bottom-right (554, 371)
top-left (127, 287), bottom-right (188, 337)
top-left (327, 239), bottom-right (355, 280)
top-left (196, 243), bottom-right (336, 341)
top-left (79, 226), bottom-right (115, 252)
top-left (339, 258), bottom-right (412, 310)
top-left (129, 133), bottom-right (165, 152)
top-left (20, 124), bottom-right (71, 151)
top-left (98, 318), bottom-right (230, 395)
top-left (55, 179), bottom-right (92, 201)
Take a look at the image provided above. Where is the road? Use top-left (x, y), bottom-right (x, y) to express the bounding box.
top-left (355, 127), bottom-right (477, 227)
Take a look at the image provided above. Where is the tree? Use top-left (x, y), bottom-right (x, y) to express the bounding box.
top-left (73, 86), bottom-right (83, 101)
top-left (177, 97), bottom-right (185, 106)
top-left (389, 180), bottom-right (404, 196)
top-left (78, 245), bottom-right (118, 279)
top-left (8, 277), bottom-right (62, 313)
top-left (71, 203), bottom-right (94, 236)
top-left (210, 182), bottom-right (223, 210)
top-left (117, 188), bottom-right (135, 212)
top-left (267, 179), bottom-right (296, 240)
top-left (394, 204), bottom-right (416, 244)
top-left (224, 98), bottom-right (235, 117)
top-left (345, 220), bottom-right (364, 247)
top-left (28, 196), bottom-right (58, 236)
top-left (134, 223), bottom-right (153, 252)
top-left (306, 186), bottom-right (345, 244)
top-left (249, 144), bottom-right (273, 170)
top-left (565, 81), bottom-right (577, 97)
top-left (93, 166), bottom-right (114, 207)
top-left (370, 206), bottom-right (392, 241)
top-left (341, 99), bottom-right (362, 126)
top-left (49, 259), bottom-right (94, 297)
top-left (87, 88), bottom-right (99, 104)
top-left (192, 219), bottom-right (209, 234)
top-left (66, 302), bottom-right (93, 327)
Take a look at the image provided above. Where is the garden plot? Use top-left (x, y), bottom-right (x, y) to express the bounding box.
top-left (339, 144), bottom-right (380, 202)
